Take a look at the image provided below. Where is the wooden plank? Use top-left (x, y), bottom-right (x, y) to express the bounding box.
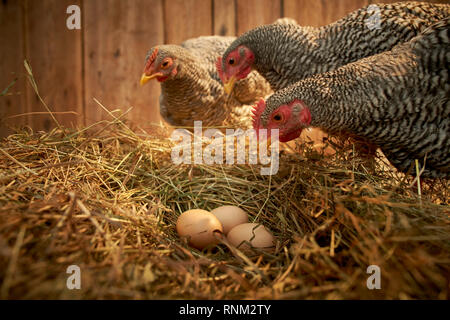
top-left (25, 0), bottom-right (83, 132)
top-left (283, 0), bottom-right (326, 27)
top-left (236, 0), bottom-right (281, 34)
top-left (84, 0), bottom-right (164, 128)
top-left (284, 0), bottom-right (370, 27)
top-left (320, 0), bottom-right (370, 25)
top-left (213, 0), bottom-right (236, 36)
top-left (164, 0), bottom-right (213, 43)
top-left (0, 0), bottom-right (26, 138)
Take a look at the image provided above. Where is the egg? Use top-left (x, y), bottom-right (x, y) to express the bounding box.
top-left (227, 223), bottom-right (275, 250)
top-left (211, 205), bottom-right (249, 235)
top-left (176, 209), bottom-right (223, 249)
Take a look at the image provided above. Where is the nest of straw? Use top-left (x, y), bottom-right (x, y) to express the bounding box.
top-left (0, 115), bottom-right (449, 300)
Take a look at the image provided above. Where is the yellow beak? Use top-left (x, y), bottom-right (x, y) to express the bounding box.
top-left (140, 73), bottom-right (161, 86)
top-left (223, 75), bottom-right (237, 95)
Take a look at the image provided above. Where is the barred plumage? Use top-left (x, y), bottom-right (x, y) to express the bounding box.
top-left (219, 1), bottom-right (449, 91)
top-left (255, 17), bottom-right (450, 178)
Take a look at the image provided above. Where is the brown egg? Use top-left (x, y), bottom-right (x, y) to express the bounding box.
top-left (176, 209), bottom-right (223, 249)
top-left (227, 223), bottom-right (275, 250)
top-left (211, 205), bottom-right (249, 235)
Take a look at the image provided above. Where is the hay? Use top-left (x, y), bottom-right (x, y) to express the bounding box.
top-left (0, 113), bottom-right (449, 300)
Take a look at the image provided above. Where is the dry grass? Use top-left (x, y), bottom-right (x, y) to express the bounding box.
top-left (0, 60), bottom-right (449, 299)
top-left (0, 114), bottom-right (449, 299)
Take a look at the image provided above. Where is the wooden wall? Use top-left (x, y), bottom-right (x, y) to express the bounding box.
top-left (1, 0), bottom-right (448, 137)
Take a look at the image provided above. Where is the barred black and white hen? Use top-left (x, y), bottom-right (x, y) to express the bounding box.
top-left (253, 17), bottom-right (450, 178)
top-left (218, 1), bottom-right (449, 92)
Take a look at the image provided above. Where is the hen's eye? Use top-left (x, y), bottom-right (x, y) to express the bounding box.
top-left (273, 114), bottom-right (283, 122)
top-left (228, 58), bottom-right (235, 65)
top-left (161, 59), bottom-right (172, 69)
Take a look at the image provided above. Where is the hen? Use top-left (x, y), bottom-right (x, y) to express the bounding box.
top-left (218, 1), bottom-right (449, 92)
top-left (252, 17), bottom-right (450, 178)
top-left (140, 36), bottom-right (272, 130)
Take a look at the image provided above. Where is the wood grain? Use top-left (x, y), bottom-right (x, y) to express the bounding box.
top-left (25, 0), bottom-right (83, 132)
top-left (84, 0), bottom-right (164, 128)
top-left (320, 0), bottom-right (370, 25)
top-left (0, 0), bottom-right (27, 138)
top-left (283, 0), bottom-right (327, 26)
top-left (236, 0), bottom-right (281, 34)
top-left (284, 0), bottom-right (370, 27)
top-left (163, 0), bottom-right (213, 43)
top-left (213, 0), bottom-right (236, 36)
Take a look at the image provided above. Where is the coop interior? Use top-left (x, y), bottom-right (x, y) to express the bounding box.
top-left (0, 0), bottom-right (449, 301)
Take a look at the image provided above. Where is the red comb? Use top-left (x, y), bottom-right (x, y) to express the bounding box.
top-left (145, 47), bottom-right (159, 70)
top-left (216, 57), bottom-right (225, 82)
top-left (252, 98), bottom-right (266, 129)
